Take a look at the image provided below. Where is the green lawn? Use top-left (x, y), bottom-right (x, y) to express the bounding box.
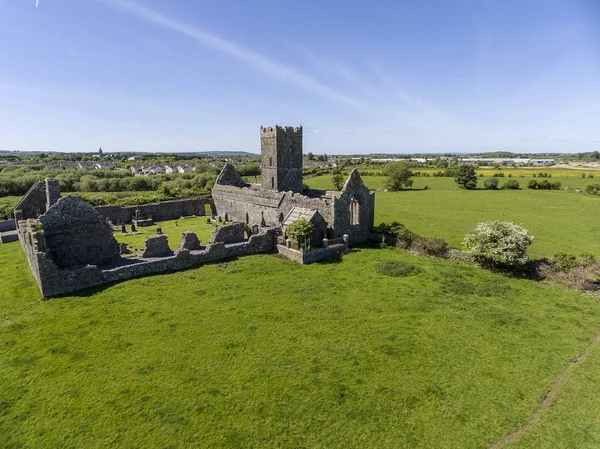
top-left (113, 216), bottom-right (218, 251)
top-left (2, 240), bottom-right (600, 448)
top-left (306, 175), bottom-right (600, 258)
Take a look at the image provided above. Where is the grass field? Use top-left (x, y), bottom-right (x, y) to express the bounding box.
top-left (2, 238), bottom-right (600, 448)
top-left (306, 175), bottom-right (600, 258)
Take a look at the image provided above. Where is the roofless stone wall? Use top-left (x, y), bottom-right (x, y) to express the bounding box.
top-left (212, 184), bottom-right (335, 228)
top-left (95, 197), bottom-right (215, 224)
top-left (19, 216), bottom-right (278, 297)
top-left (39, 196), bottom-right (120, 269)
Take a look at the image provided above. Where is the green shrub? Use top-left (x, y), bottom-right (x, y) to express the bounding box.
top-left (463, 221), bottom-right (534, 267)
top-left (375, 222), bottom-right (418, 249)
top-left (549, 253), bottom-right (579, 272)
top-left (483, 178), bottom-right (499, 190)
top-left (550, 252), bottom-right (597, 272)
top-left (585, 183), bottom-right (600, 195)
top-left (375, 260), bottom-right (421, 277)
top-left (501, 179), bottom-right (520, 190)
top-left (411, 236), bottom-right (448, 257)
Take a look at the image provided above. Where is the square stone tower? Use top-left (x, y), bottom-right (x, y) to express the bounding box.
top-left (260, 125), bottom-right (303, 193)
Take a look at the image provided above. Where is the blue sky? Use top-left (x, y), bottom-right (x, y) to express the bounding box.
top-left (1, 0), bottom-right (599, 154)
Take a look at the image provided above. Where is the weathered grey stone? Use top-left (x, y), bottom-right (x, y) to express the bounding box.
top-left (18, 220), bottom-right (277, 297)
top-left (277, 240), bottom-right (347, 264)
top-left (45, 178), bottom-right (60, 211)
top-left (215, 163), bottom-right (247, 188)
top-left (210, 222), bottom-right (251, 244)
top-left (260, 125), bottom-right (303, 193)
top-left (142, 235), bottom-right (171, 258)
top-left (14, 181), bottom-right (47, 220)
top-left (282, 207), bottom-right (328, 248)
top-left (95, 197), bottom-right (214, 224)
top-left (178, 231), bottom-right (201, 251)
top-left (38, 196), bottom-right (120, 269)
top-left (212, 126), bottom-right (375, 245)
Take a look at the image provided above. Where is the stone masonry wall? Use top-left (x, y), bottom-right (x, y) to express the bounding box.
top-left (332, 169), bottom-right (375, 244)
top-left (212, 184), bottom-right (335, 229)
top-left (95, 197), bottom-right (214, 224)
top-left (19, 225), bottom-right (279, 298)
top-left (39, 196), bottom-right (121, 269)
top-left (276, 242), bottom-right (347, 264)
top-left (14, 181), bottom-right (47, 220)
top-left (210, 222), bottom-right (251, 244)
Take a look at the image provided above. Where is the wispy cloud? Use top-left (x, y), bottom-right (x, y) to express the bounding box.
top-left (99, 0), bottom-right (368, 111)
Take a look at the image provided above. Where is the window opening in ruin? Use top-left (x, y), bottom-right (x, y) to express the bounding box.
top-left (350, 196), bottom-right (360, 225)
top-left (271, 177), bottom-right (274, 188)
top-left (278, 212), bottom-right (284, 223)
top-left (245, 212), bottom-right (249, 224)
top-left (269, 157), bottom-right (272, 167)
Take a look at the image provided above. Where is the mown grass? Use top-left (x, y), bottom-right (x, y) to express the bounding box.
top-left (113, 216), bottom-right (217, 251)
top-left (306, 175), bottom-right (600, 258)
top-left (2, 240), bottom-right (600, 448)
top-left (508, 340), bottom-right (600, 449)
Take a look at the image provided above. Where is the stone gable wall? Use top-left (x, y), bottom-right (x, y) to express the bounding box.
top-left (14, 181), bottom-right (47, 220)
top-left (332, 170), bottom-right (375, 244)
top-left (39, 196), bottom-right (120, 269)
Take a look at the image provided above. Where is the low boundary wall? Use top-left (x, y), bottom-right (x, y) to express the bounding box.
top-left (95, 197), bottom-right (215, 224)
top-left (19, 220), bottom-right (277, 298)
top-left (276, 242), bottom-right (347, 264)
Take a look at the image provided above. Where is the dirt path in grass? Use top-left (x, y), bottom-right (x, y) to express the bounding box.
top-left (488, 332), bottom-right (600, 449)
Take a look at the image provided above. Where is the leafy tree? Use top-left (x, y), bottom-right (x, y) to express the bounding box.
top-left (307, 152), bottom-right (315, 161)
top-left (454, 165), bottom-right (477, 189)
top-left (332, 173), bottom-right (345, 191)
top-left (463, 221), bottom-right (534, 267)
top-left (285, 218), bottom-right (314, 245)
top-left (383, 161), bottom-right (413, 191)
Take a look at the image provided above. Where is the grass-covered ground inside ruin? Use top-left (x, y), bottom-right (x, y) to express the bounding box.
top-left (306, 174), bottom-right (600, 258)
top-left (2, 238), bottom-right (600, 448)
top-left (112, 216), bottom-right (218, 252)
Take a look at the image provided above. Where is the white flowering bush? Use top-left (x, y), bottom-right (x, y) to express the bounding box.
top-left (463, 221), bottom-right (534, 266)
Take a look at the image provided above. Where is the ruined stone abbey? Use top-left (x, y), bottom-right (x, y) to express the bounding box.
top-left (13, 125), bottom-right (375, 297)
top-left (213, 125), bottom-right (375, 245)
